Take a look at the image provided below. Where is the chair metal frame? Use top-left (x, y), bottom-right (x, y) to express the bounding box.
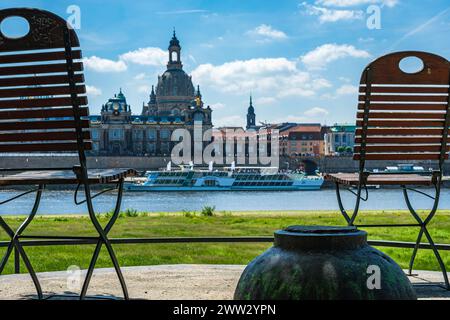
top-left (0, 8), bottom-right (131, 299)
top-left (331, 52), bottom-right (450, 290)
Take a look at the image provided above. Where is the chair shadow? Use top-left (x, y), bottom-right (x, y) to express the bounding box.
top-left (20, 291), bottom-right (124, 300)
top-left (413, 283), bottom-right (450, 299)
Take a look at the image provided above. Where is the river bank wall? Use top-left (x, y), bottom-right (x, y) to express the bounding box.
top-left (1, 155), bottom-right (448, 174)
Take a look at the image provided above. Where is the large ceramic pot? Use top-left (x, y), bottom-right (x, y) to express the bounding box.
top-left (235, 226), bottom-right (417, 300)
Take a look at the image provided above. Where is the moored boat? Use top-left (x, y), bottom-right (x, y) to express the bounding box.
top-left (125, 165), bottom-right (324, 192)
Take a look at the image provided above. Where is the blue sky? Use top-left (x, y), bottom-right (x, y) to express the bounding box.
top-left (2, 0), bottom-right (450, 127)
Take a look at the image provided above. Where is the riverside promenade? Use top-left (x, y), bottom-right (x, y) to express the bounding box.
top-left (1, 265), bottom-right (449, 300)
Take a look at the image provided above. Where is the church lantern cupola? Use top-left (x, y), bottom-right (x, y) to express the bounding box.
top-left (168, 29), bottom-right (182, 70)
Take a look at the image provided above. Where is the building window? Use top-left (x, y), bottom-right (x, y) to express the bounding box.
top-left (160, 129), bottom-right (171, 140)
top-left (161, 142), bottom-right (170, 154)
top-left (93, 142), bottom-right (99, 151)
top-left (133, 130), bottom-right (143, 140)
top-left (147, 143), bottom-right (156, 153)
top-left (91, 129), bottom-right (99, 140)
top-left (334, 135), bottom-right (340, 144)
top-left (109, 129), bottom-right (123, 140)
top-left (148, 129), bottom-right (157, 140)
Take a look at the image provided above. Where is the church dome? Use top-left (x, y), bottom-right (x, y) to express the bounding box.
top-left (156, 68), bottom-right (195, 97)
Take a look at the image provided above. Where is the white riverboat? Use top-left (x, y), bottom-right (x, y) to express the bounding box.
top-left (125, 163), bottom-right (324, 192)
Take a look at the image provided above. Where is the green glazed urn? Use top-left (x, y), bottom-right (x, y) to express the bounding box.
top-left (234, 226), bottom-right (417, 300)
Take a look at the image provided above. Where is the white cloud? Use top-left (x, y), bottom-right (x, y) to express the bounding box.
top-left (210, 103), bottom-right (226, 110)
top-left (302, 3), bottom-right (364, 23)
top-left (336, 84), bottom-right (358, 95)
top-left (247, 24), bottom-right (288, 41)
top-left (84, 47), bottom-right (167, 73)
top-left (273, 107), bottom-right (330, 124)
top-left (120, 47), bottom-right (167, 66)
top-left (85, 85), bottom-right (102, 96)
top-left (214, 115), bottom-right (246, 127)
top-left (137, 85), bottom-right (151, 93)
top-left (315, 0), bottom-right (398, 7)
top-left (304, 107), bottom-right (329, 117)
top-left (192, 58), bottom-right (331, 98)
top-left (83, 56), bottom-right (127, 73)
top-left (301, 43), bottom-right (370, 70)
top-left (339, 76), bottom-right (351, 82)
top-left (255, 97), bottom-right (277, 105)
top-left (134, 73), bottom-right (147, 80)
top-left (302, 0), bottom-right (398, 23)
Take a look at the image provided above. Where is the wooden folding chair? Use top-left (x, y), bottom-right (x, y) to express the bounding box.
top-left (0, 8), bottom-right (136, 299)
top-left (325, 51), bottom-right (450, 289)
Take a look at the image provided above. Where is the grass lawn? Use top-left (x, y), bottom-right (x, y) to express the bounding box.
top-left (0, 210), bottom-right (449, 275)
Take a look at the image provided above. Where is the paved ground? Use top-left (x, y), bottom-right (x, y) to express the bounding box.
top-left (0, 265), bottom-right (449, 300)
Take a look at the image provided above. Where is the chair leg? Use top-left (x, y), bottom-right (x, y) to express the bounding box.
top-left (423, 227), bottom-right (450, 290)
top-left (102, 237), bottom-right (128, 299)
top-left (81, 178), bottom-right (129, 300)
top-left (80, 240), bottom-right (103, 299)
top-left (0, 185), bottom-right (44, 298)
top-left (0, 241), bottom-right (13, 274)
top-left (408, 228), bottom-right (424, 276)
top-left (403, 186), bottom-right (449, 289)
top-left (14, 239), bottom-right (43, 299)
top-left (79, 238), bottom-right (129, 300)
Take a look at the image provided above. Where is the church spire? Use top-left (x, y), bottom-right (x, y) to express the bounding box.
top-left (246, 95), bottom-right (256, 130)
top-left (149, 85), bottom-right (156, 104)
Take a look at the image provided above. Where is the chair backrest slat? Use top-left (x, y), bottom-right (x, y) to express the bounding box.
top-left (0, 74), bottom-right (85, 88)
top-left (0, 50), bottom-right (82, 64)
top-left (0, 8), bottom-right (91, 158)
top-left (358, 103), bottom-right (447, 111)
top-left (0, 62), bottom-right (84, 76)
top-left (0, 142), bottom-right (91, 153)
top-left (0, 85), bottom-right (86, 98)
top-left (354, 51), bottom-right (450, 162)
top-left (0, 120), bottom-right (90, 131)
top-left (0, 107), bottom-right (89, 120)
top-left (0, 97), bottom-right (88, 110)
top-left (0, 131), bottom-right (90, 142)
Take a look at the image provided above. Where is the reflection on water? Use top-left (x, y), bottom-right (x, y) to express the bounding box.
top-left (0, 188), bottom-right (449, 215)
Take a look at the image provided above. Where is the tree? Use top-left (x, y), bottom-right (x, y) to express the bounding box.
top-left (336, 146), bottom-right (346, 153)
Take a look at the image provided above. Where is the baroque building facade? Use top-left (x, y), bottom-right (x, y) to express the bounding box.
top-left (89, 31), bottom-right (212, 156)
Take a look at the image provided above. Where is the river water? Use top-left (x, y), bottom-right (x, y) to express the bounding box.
top-left (0, 188), bottom-right (449, 215)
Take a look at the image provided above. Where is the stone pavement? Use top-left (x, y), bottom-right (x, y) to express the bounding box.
top-left (0, 265), bottom-right (449, 300)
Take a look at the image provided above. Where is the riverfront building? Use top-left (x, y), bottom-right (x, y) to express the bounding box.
top-left (89, 31), bottom-right (212, 156)
top-left (279, 124), bottom-right (325, 157)
top-left (324, 124), bottom-right (356, 156)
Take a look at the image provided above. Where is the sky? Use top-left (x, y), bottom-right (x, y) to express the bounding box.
top-left (1, 0), bottom-right (450, 128)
